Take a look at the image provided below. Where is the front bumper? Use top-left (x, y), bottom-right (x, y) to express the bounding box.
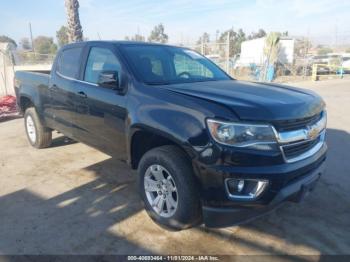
top-left (196, 139), bottom-right (327, 227)
top-left (202, 158), bottom-right (326, 227)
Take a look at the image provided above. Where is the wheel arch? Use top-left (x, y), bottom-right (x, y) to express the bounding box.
top-left (19, 95), bottom-right (34, 113)
top-left (129, 126), bottom-right (194, 170)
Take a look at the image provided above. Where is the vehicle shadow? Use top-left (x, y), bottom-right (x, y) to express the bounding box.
top-left (0, 158), bottom-right (151, 255)
top-left (50, 135), bottom-right (77, 148)
top-left (0, 128), bottom-right (349, 256)
top-left (0, 114), bottom-right (22, 123)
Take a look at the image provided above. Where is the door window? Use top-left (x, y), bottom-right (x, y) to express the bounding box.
top-left (57, 47), bottom-right (83, 78)
top-left (84, 47), bottom-right (121, 84)
top-left (174, 53), bottom-right (213, 78)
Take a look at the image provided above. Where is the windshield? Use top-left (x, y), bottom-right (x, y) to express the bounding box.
top-left (121, 45), bottom-right (231, 85)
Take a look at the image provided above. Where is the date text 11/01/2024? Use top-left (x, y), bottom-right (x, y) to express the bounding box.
top-left (127, 255), bottom-right (219, 261)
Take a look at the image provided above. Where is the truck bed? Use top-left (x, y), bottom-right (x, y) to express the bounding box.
top-left (16, 71), bottom-right (50, 85)
top-left (15, 71), bottom-right (51, 110)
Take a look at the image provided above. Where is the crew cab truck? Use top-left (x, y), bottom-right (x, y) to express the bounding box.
top-left (15, 41), bottom-right (327, 230)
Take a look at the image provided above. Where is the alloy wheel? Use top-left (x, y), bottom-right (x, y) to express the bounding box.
top-left (144, 164), bottom-right (178, 217)
top-left (26, 115), bottom-right (36, 143)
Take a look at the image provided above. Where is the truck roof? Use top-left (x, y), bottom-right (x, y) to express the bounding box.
top-left (62, 40), bottom-right (181, 49)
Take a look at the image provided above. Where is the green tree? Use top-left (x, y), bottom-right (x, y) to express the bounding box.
top-left (148, 24), bottom-right (168, 43)
top-left (219, 28), bottom-right (246, 56)
top-left (0, 35), bottom-right (17, 47)
top-left (196, 32), bottom-right (210, 45)
top-left (317, 47), bottom-right (333, 55)
top-left (126, 34), bottom-right (145, 42)
top-left (235, 29), bottom-right (246, 53)
top-left (20, 37), bottom-right (31, 50)
top-left (261, 32), bottom-right (281, 81)
top-left (264, 32), bottom-right (281, 65)
top-left (65, 0), bottom-right (83, 42)
top-left (56, 26), bottom-right (69, 47)
top-left (247, 29), bottom-right (266, 40)
top-left (196, 32), bottom-right (211, 54)
top-left (33, 36), bottom-right (57, 54)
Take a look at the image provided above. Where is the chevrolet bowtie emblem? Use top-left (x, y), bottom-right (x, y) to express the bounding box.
top-left (307, 125), bottom-right (319, 140)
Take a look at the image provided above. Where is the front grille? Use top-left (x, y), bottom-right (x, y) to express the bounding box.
top-left (282, 137), bottom-right (320, 159)
top-left (273, 112), bottom-right (322, 132)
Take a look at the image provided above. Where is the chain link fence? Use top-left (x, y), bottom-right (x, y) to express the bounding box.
top-left (0, 49), bottom-right (54, 96)
top-left (178, 41), bottom-right (232, 73)
top-left (2, 40), bottom-right (349, 97)
top-left (15, 51), bottom-right (55, 66)
top-left (177, 39), bottom-right (320, 83)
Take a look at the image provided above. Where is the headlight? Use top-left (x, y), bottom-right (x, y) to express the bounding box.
top-left (206, 119), bottom-right (277, 150)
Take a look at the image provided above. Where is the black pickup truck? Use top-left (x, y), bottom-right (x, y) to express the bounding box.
top-left (15, 41), bottom-right (327, 230)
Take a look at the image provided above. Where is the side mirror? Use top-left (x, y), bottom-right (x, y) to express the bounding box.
top-left (97, 70), bottom-right (120, 90)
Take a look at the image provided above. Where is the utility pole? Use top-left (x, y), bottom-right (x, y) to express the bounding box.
top-left (335, 22), bottom-right (338, 47)
top-left (201, 38), bottom-right (205, 55)
top-left (303, 28), bottom-right (310, 79)
top-left (29, 23), bottom-right (35, 53)
top-left (226, 31), bottom-right (230, 73)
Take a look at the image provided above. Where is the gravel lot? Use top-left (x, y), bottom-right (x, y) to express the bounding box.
top-left (0, 78), bottom-right (349, 255)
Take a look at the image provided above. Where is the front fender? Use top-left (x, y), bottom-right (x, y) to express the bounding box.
top-left (128, 111), bottom-right (205, 161)
top-left (126, 84), bottom-right (236, 167)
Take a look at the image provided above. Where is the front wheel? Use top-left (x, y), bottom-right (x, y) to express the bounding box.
top-left (24, 107), bottom-right (52, 149)
top-left (138, 145), bottom-right (202, 230)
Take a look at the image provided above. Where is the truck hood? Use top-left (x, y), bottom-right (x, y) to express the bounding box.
top-left (163, 80), bottom-right (325, 121)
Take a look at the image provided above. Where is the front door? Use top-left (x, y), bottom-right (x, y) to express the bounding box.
top-left (72, 45), bottom-right (128, 159)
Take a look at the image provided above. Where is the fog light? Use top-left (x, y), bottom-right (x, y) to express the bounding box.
top-left (225, 179), bottom-right (268, 200)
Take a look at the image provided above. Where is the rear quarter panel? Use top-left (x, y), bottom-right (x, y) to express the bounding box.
top-left (15, 71), bottom-right (50, 120)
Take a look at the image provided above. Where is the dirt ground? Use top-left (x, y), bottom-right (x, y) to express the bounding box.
top-left (0, 78), bottom-right (349, 256)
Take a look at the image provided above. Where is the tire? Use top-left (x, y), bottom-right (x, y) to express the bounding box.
top-left (138, 145), bottom-right (202, 230)
top-left (24, 107), bottom-right (52, 149)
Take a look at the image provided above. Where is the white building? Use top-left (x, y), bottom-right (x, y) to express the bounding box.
top-left (0, 43), bottom-right (52, 96)
top-left (0, 42), bottom-right (16, 96)
top-left (236, 37), bottom-right (295, 67)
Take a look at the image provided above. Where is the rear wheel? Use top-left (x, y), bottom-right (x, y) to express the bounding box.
top-left (138, 145), bottom-right (202, 230)
top-left (24, 107), bottom-right (52, 148)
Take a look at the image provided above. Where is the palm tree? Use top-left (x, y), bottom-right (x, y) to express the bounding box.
top-left (261, 32), bottom-right (281, 81)
top-left (65, 0), bottom-right (83, 42)
top-left (264, 32), bottom-right (281, 66)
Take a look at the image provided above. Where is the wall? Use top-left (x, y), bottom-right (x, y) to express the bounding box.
top-left (0, 43), bottom-right (15, 96)
top-left (238, 37), bottom-right (295, 67)
top-left (0, 43), bottom-right (52, 96)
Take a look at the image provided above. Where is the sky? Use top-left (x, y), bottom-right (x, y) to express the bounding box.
top-left (1, 0), bottom-right (350, 46)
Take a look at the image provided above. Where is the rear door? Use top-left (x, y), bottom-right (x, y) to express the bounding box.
top-left (48, 46), bottom-right (83, 136)
top-left (72, 43), bottom-right (128, 158)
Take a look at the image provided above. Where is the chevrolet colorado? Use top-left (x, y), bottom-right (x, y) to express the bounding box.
top-left (15, 41), bottom-right (327, 230)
